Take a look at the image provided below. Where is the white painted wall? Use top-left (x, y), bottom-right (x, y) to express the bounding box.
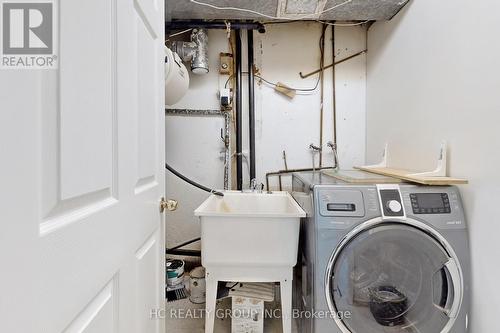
top-left (166, 30), bottom-right (228, 248)
top-left (166, 23), bottom-right (366, 248)
top-left (254, 23), bottom-right (367, 189)
top-left (366, 1), bottom-right (500, 331)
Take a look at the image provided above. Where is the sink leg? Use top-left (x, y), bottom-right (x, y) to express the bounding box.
top-left (280, 278), bottom-right (292, 333)
top-left (205, 277), bottom-right (217, 333)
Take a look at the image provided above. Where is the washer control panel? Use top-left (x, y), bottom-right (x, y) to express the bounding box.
top-left (377, 184), bottom-right (406, 219)
top-left (410, 193), bottom-right (451, 214)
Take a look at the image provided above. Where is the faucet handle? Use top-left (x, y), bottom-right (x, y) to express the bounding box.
top-left (249, 178), bottom-right (264, 192)
top-left (250, 178), bottom-right (257, 190)
top-left (309, 143), bottom-right (322, 152)
top-left (326, 141), bottom-right (340, 170)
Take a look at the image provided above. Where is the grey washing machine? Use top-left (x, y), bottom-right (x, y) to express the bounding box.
top-left (291, 172), bottom-right (470, 333)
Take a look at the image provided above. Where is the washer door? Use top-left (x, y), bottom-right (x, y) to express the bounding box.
top-left (325, 219), bottom-right (463, 333)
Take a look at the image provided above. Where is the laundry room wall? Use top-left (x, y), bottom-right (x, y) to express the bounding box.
top-left (365, 0), bottom-right (500, 331)
top-left (166, 22), bottom-right (367, 248)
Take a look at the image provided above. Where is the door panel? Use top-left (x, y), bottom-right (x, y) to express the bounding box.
top-left (63, 278), bottom-right (118, 333)
top-left (40, 0), bottom-right (119, 235)
top-left (0, 0), bottom-right (165, 332)
top-left (131, 1), bottom-right (165, 331)
top-left (136, 229), bottom-right (162, 333)
top-left (59, 0), bottom-right (117, 200)
top-left (136, 11), bottom-right (159, 193)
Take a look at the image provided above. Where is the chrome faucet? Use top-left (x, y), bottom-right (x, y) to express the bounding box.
top-left (250, 178), bottom-right (264, 193)
top-left (327, 141), bottom-right (339, 170)
top-left (309, 143), bottom-right (322, 173)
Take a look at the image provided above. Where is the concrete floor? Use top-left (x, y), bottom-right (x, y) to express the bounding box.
top-left (166, 294), bottom-right (299, 333)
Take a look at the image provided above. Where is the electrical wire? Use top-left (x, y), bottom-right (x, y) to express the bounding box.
top-left (189, 0), bottom-right (353, 21)
top-left (166, 28), bottom-right (193, 42)
top-left (316, 20), bottom-right (370, 26)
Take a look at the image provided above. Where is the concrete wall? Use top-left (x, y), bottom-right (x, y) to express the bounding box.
top-left (166, 23), bottom-right (367, 248)
top-left (366, 1), bottom-right (500, 331)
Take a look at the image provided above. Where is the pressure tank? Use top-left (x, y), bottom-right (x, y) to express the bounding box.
top-left (165, 47), bottom-right (189, 106)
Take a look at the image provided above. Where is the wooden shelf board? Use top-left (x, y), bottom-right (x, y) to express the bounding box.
top-left (322, 169), bottom-right (402, 184)
top-left (354, 166), bottom-right (469, 185)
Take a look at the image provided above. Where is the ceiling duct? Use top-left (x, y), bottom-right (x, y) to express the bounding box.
top-left (276, 0), bottom-right (327, 19)
top-left (166, 0), bottom-right (411, 22)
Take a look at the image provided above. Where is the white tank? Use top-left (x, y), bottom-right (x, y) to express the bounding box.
top-left (165, 47), bottom-right (189, 106)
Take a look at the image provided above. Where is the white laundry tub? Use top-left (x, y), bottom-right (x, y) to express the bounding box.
top-left (194, 191), bottom-right (306, 267)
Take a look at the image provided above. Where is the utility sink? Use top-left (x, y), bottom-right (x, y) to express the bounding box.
top-left (194, 191), bottom-right (306, 267)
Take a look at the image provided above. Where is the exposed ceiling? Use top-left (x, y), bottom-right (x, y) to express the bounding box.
top-left (166, 0), bottom-right (410, 22)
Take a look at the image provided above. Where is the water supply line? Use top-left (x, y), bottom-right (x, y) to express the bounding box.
top-left (299, 49), bottom-right (367, 79)
top-left (319, 24), bottom-right (327, 167)
top-left (309, 143), bottom-right (322, 173)
top-left (265, 166), bottom-right (334, 191)
top-left (331, 25), bottom-right (338, 162)
top-left (165, 163), bottom-right (224, 197)
top-left (327, 141), bottom-right (340, 170)
top-left (168, 237), bottom-right (201, 252)
top-left (166, 236), bottom-right (201, 257)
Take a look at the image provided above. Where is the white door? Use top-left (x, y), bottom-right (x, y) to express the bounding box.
top-left (0, 0), bottom-right (165, 332)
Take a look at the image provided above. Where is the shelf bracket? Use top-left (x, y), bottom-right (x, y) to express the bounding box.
top-left (363, 143), bottom-right (389, 168)
top-left (409, 141), bottom-right (448, 177)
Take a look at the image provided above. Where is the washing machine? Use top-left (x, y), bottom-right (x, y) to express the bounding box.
top-left (291, 172), bottom-right (470, 333)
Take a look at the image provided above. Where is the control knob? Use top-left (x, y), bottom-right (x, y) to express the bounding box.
top-left (386, 200), bottom-right (402, 213)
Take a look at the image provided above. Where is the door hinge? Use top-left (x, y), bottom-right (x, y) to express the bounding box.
top-left (160, 197), bottom-right (178, 213)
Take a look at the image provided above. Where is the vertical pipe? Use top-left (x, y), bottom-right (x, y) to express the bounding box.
top-left (332, 25), bottom-right (338, 150)
top-left (319, 25), bottom-right (326, 167)
top-left (248, 29), bottom-right (256, 182)
top-left (223, 112), bottom-right (230, 190)
top-left (235, 30), bottom-right (243, 190)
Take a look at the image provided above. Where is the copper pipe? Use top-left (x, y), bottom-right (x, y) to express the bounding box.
top-left (265, 167), bottom-right (334, 191)
top-left (299, 49), bottom-right (367, 79)
top-left (319, 25), bottom-right (326, 167)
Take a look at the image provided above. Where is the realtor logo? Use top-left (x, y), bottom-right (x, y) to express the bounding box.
top-left (1, 0), bottom-right (58, 68)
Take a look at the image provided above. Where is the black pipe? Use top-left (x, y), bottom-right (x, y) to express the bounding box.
top-left (166, 249), bottom-right (201, 257)
top-left (166, 20), bottom-right (266, 33)
top-left (168, 237), bottom-right (201, 252)
top-left (165, 163), bottom-right (224, 196)
top-left (235, 30), bottom-right (243, 190)
top-left (248, 29), bottom-right (256, 182)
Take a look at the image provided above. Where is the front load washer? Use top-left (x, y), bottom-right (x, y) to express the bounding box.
top-left (291, 172), bottom-right (470, 333)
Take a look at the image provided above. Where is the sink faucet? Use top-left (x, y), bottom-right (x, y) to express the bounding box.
top-left (309, 143), bottom-right (322, 173)
top-left (250, 178), bottom-right (264, 193)
top-left (327, 141), bottom-right (339, 170)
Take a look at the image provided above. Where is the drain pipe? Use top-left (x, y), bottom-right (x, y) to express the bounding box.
top-left (235, 30), bottom-right (243, 190)
top-left (248, 29), bottom-right (256, 182)
top-left (171, 28), bottom-right (209, 75)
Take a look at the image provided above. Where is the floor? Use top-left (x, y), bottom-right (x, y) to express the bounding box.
top-left (165, 293), bottom-right (299, 333)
